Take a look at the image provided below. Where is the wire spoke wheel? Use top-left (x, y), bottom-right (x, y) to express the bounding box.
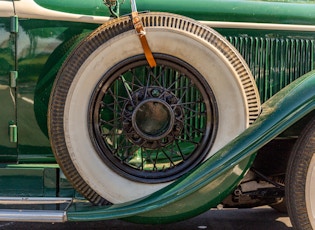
top-left (90, 54), bottom-right (217, 183)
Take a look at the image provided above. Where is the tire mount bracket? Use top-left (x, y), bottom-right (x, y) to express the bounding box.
top-left (130, 0), bottom-right (157, 68)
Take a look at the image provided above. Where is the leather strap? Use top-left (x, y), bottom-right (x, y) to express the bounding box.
top-left (132, 12), bottom-right (157, 68)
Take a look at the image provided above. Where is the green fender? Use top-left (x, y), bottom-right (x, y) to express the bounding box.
top-left (67, 70), bottom-right (315, 224)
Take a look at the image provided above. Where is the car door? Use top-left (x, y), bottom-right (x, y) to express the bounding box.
top-left (0, 0), bottom-right (17, 162)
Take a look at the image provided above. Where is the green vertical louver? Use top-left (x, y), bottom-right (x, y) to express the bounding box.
top-left (228, 36), bottom-right (315, 102)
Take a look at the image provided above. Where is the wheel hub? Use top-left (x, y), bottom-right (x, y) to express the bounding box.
top-left (123, 87), bottom-right (183, 149)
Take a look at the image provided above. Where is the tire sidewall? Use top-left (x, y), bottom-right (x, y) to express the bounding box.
top-left (286, 118), bottom-right (315, 230)
top-left (63, 28), bottom-right (249, 203)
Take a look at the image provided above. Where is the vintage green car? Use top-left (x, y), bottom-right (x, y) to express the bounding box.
top-left (0, 0), bottom-right (315, 229)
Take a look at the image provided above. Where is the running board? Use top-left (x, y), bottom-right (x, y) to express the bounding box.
top-left (0, 197), bottom-right (72, 222)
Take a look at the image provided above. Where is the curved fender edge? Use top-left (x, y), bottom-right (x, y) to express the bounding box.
top-left (67, 70), bottom-right (315, 224)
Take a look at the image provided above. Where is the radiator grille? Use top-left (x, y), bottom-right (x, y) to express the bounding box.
top-left (227, 36), bottom-right (315, 102)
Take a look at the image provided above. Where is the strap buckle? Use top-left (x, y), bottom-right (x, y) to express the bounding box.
top-left (130, 0), bottom-right (157, 68)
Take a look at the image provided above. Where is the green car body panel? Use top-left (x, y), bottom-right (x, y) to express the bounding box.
top-left (34, 0), bottom-right (109, 16)
top-left (33, 0), bottom-right (315, 25)
top-left (0, 17), bottom-right (16, 162)
top-left (0, 0), bottom-right (314, 224)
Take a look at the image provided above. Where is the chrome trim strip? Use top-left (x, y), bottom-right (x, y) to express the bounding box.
top-left (0, 210), bottom-right (67, 222)
top-left (14, 0), bottom-right (110, 23)
top-left (0, 1), bottom-right (14, 17)
top-left (200, 20), bottom-right (315, 32)
top-left (0, 197), bottom-right (72, 222)
top-left (0, 197), bottom-right (72, 205)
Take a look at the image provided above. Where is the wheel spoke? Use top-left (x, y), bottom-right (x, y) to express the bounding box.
top-left (120, 75), bottom-right (135, 106)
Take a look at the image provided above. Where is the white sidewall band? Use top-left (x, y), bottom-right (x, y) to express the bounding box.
top-left (306, 154), bottom-right (315, 229)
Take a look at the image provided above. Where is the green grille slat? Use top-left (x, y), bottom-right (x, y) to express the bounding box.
top-left (228, 37), bottom-right (315, 103)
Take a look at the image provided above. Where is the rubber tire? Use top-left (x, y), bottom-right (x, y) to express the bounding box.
top-left (35, 32), bottom-right (91, 137)
top-left (49, 12), bottom-right (260, 204)
top-left (286, 117), bottom-right (315, 230)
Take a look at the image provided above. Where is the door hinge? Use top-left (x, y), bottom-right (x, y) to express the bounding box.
top-left (10, 15), bottom-right (19, 33)
top-left (9, 121), bottom-right (18, 143)
top-left (10, 71), bottom-right (18, 88)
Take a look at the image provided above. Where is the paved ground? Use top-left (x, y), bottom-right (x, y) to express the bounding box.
top-left (0, 206), bottom-right (292, 230)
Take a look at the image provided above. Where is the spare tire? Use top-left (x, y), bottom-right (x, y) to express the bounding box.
top-left (48, 12), bottom-right (260, 204)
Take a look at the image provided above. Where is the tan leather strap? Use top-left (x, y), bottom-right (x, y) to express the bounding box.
top-left (132, 12), bottom-right (157, 68)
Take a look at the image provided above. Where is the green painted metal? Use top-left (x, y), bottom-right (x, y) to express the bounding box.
top-left (119, 0), bottom-right (315, 25)
top-left (0, 168), bottom-right (45, 196)
top-left (0, 164), bottom-right (77, 197)
top-left (0, 164), bottom-right (54, 197)
top-left (227, 36), bottom-right (315, 103)
top-left (12, 16), bottom-right (314, 162)
top-left (0, 17), bottom-right (17, 162)
top-left (3, 1), bottom-right (313, 162)
top-left (15, 19), bottom-right (98, 163)
top-left (32, 0), bottom-right (315, 25)
top-left (33, 0), bottom-right (110, 16)
top-left (67, 71), bottom-right (315, 223)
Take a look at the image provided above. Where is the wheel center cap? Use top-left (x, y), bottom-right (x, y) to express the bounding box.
top-left (132, 99), bottom-right (174, 140)
top-left (122, 87), bottom-right (184, 149)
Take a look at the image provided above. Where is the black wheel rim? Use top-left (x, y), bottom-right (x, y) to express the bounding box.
top-left (89, 54), bottom-right (218, 183)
